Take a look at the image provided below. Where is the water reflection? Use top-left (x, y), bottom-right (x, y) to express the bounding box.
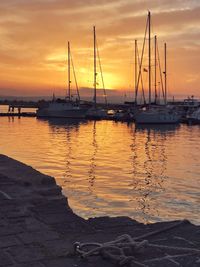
top-left (88, 121), bottom-right (98, 189)
top-left (135, 123), bottom-right (180, 133)
top-left (128, 124), bottom-right (178, 222)
top-left (38, 118), bottom-right (88, 186)
top-left (38, 117), bottom-right (87, 128)
top-left (1, 116), bottom-right (199, 224)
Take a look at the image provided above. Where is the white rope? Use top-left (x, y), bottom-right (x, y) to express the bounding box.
top-left (74, 234), bottom-right (148, 266)
top-left (74, 230), bottom-right (200, 266)
top-left (0, 190), bottom-right (12, 200)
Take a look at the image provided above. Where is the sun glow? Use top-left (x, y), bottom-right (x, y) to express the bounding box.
top-left (0, 1), bottom-right (199, 98)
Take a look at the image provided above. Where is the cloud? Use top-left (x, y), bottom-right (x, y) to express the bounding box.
top-left (0, 0), bottom-right (199, 97)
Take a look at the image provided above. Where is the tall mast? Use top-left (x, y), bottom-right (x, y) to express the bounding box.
top-left (134, 39), bottom-right (137, 104)
top-left (154, 35), bottom-right (157, 104)
top-left (68, 41), bottom-right (71, 100)
top-left (93, 26), bottom-right (97, 108)
top-left (164, 42), bottom-right (167, 105)
top-left (148, 11), bottom-right (151, 106)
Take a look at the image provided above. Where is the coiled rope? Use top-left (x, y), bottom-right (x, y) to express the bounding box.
top-left (74, 234), bottom-right (148, 266)
top-left (73, 220), bottom-right (200, 266)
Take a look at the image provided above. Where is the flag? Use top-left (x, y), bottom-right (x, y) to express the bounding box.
top-left (143, 68), bottom-right (148, 72)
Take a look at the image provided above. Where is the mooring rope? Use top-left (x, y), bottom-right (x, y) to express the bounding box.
top-left (0, 190), bottom-right (12, 200)
top-left (74, 234), bottom-right (149, 266)
top-left (73, 220), bottom-right (200, 266)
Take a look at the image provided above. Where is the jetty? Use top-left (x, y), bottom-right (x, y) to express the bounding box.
top-left (0, 154), bottom-right (199, 267)
top-left (0, 112), bottom-right (36, 117)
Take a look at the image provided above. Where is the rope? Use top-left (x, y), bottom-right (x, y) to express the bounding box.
top-left (0, 190), bottom-right (12, 200)
top-left (74, 234), bottom-right (148, 266)
top-left (134, 220), bottom-right (189, 241)
top-left (73, 220), bottom-right (200, 266)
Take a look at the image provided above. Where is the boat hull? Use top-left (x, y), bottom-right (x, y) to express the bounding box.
top-left (37, 109), bottom-right (87, 118)
top-left (187, 118), bottom-right (200, 125)
top-left (135, 109), bottom-right (180, 124)
top-left (36, 102), bottom-right (88, 119)
top-left (187, 107), bottom-right (200, 124)
top-left (86, 108), bottom-right (108, 120)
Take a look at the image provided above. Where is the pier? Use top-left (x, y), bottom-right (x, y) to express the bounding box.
top-left (0, 100), bottom-right (38, 117)
top-left (0, 112), bottom-right (36, 117)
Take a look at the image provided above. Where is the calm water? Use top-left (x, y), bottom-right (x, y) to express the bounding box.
top-left (0, 114), bottom-right (199, 224)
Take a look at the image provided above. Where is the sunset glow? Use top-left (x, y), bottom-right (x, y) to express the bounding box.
top-left (0, 0), bottom-right (200, 99)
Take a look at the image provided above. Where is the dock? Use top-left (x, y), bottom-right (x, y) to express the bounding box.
top-left (0, 100), bottom-right (38, 117)
top-left (0, 112), bottom-right (36, 117)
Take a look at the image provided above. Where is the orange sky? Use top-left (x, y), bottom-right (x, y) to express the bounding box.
top-left (0, 0), bottom-right (200, 100)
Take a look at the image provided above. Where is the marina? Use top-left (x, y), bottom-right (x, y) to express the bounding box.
top-left (0, 1), bottom-right (200, 266)
top-left (0, 99), bottom-right (200, 123)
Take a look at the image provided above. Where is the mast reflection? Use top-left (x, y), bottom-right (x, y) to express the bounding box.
top-left (88, 121), bottom-right (98, 189)
top-left (130, 124), bottom-right (179, 222)
top-left (40, 118), bottom-right (87, 186)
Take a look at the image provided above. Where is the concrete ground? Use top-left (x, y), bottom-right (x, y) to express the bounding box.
top-left (0, 154), bottom-right (199, 267)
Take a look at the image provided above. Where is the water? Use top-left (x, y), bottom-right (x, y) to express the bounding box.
top-left (0, 115), bottom-right (199, 224)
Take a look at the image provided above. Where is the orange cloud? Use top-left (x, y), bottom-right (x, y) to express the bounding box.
top-left (0, 0), bottom-right (199, 100)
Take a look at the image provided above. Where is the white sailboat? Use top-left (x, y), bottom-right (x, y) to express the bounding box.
top-left (134, 12), bottom-right (180, 124)
top-left (86, 26), bottom-right (108, 120)
top-left (37, 42), bottom-right (88, 119)
top-left (187, 107), bottom-right (200, 124)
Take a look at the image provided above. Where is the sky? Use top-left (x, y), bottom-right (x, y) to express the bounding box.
top-left (0, 0), bottom-right (200, 101)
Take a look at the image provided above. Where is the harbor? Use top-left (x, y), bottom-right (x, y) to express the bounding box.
top-left (0, 1), bottom-right (200, 266)
top-left (0, 96), bottom-right (200, 124)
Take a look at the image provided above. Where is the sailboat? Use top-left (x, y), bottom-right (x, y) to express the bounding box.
top-left (187, 107), bottom-right (200, 124)
top-left (37, 42), bottom-right (88, 119)
top-left (86, 26), bottom-right (108, 120)
top-left (134, 12), bottom-right (180, 124)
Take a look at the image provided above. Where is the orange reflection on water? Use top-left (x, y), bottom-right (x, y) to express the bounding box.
top-left (0, 116), bottom-right (199, 224)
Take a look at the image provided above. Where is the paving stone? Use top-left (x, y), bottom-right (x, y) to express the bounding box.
top-left (17, 231), bottom-right (60, 244)
top-left (13, 262), bottom-right (45, 267)
top-left (0, 250), bottom-right (13, 266)
top-left (177, 255), bottom-right (200, 267)
top-left (36, 213), bottom-right (73, 225)
top-left (35, 186), bottom-right (62, 197)
top-left (8, 246), bottom-right (48, 263)
top-left (30, 202), bottom-right (69, 215)
top-left (43, 257), bottom-right (115, 267)
top-left (0, 236), bottom-right (20, 248)
top-left (24, 217), bottom-right (49, 232)
top-left (0, 225), bottom-right (24, 236)
top-left (6, 210), bottom-right (29, 219)
top-left (42, 239), bottom-right (71, 257)
top-left (42, 257), bottom-right (79, 267)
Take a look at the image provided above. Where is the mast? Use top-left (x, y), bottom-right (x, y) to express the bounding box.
top-left (71, 55), bottom-right (80, 101)
top-left (154, 35), bottom-right (157, 104)
top-left (68, 41), bottom-right (71, 100)
top-left (93, 26), bottom-right (97, 108)
top-left (135, 15), bottom-right (148, 105)
top-left (96, 45), bottom-right (108, 105)
top-left (134, 39), bottom-right (137, 104)
top-left (148, 11), bottom-right (151, 106)
top-left (164, 42), bottom-right (167, 105)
